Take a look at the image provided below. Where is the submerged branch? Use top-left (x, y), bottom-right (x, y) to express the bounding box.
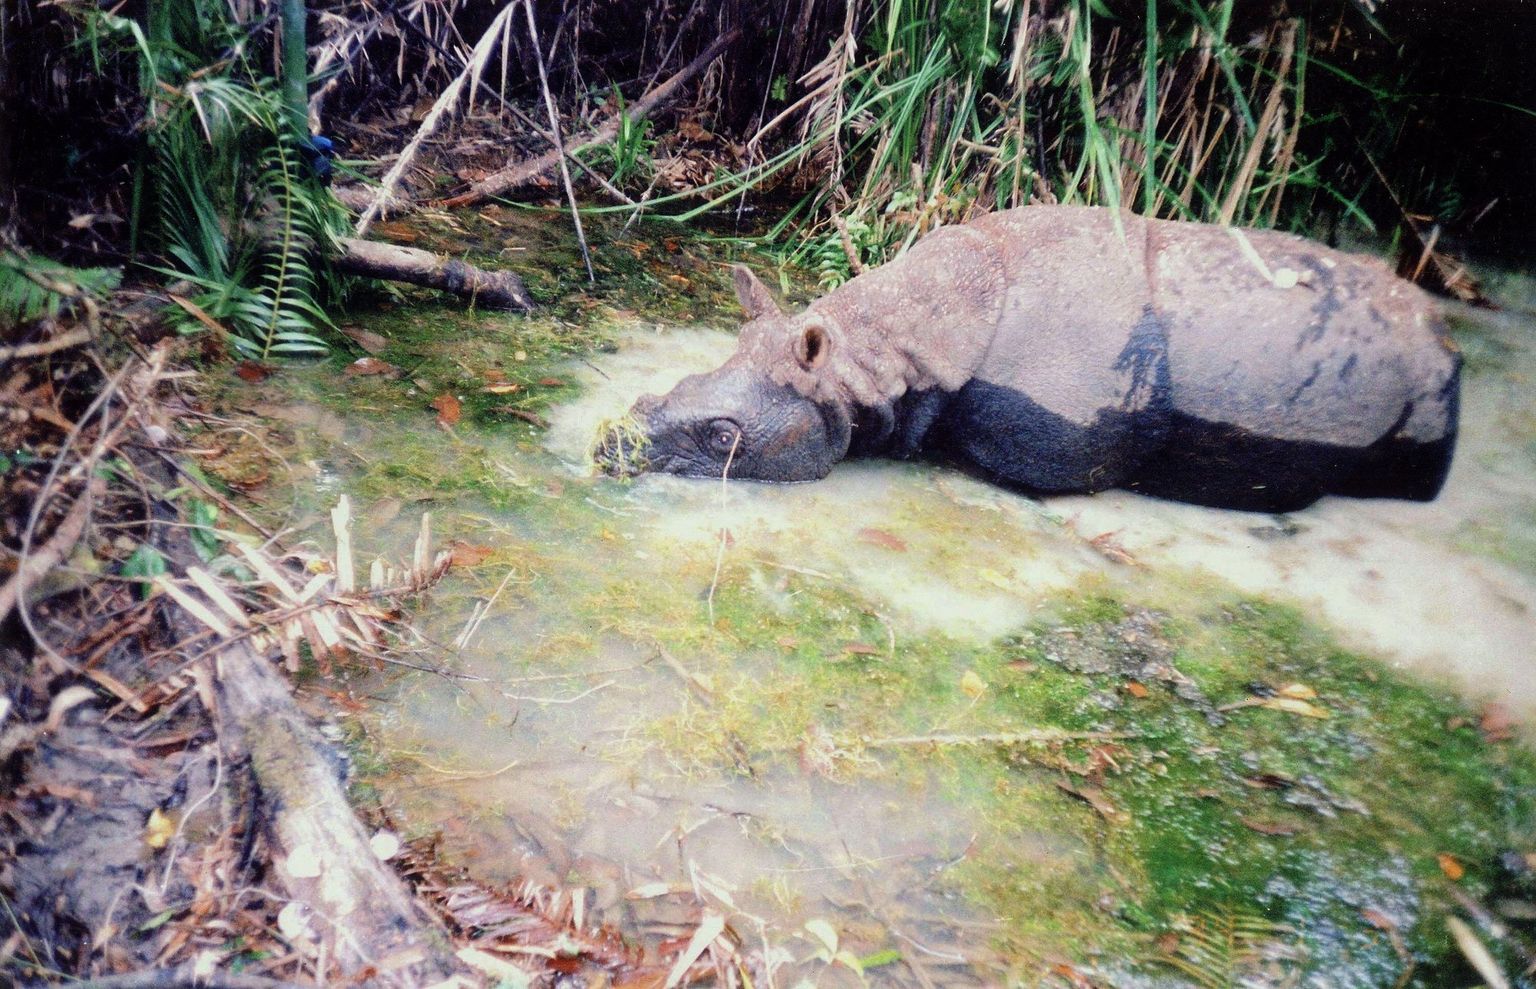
top-left (335, 236), bottom-right (534, 311)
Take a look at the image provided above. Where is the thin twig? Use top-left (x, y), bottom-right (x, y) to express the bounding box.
top-left (705, 431), bottom-right (740, 627)
top-left (522, 0), bottom-right (593, 282)
top-left (862, 729), bottom-right (1134, 748)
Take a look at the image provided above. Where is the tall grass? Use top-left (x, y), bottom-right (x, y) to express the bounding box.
top-left (757, 1), bottom-right (1337, 286)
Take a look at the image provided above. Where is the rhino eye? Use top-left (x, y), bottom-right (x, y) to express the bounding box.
top-left (706, 419), bottom-right (741, 455)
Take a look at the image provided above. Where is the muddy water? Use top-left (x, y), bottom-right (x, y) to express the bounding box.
top-left (329, 262), bottom-right (1536, 985)
top-left (545, 300), bottom-right (1536, 720)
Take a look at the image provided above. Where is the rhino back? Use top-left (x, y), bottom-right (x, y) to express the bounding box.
top-left (1137, 220), bottom-right (1460, 508)
top-left (1148, 220), bottom-right (1459, 448)
top-left (934, 207), bottom-right (1173, 491)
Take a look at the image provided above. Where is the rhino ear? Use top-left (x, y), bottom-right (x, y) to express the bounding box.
top-left (732, 265), bottom-right (783, 320)
top-left (793, 321), bottom-right (832, 371)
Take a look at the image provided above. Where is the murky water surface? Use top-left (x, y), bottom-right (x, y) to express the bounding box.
top-left (290, 235), bottom-right (1536, 985)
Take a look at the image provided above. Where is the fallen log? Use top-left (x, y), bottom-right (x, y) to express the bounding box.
top-left (336, 236), bottom-right (534, 311)
top-left (149, 489), bottom-right (470, 987)
top-left (208, 636), bottom-right (469, 987)
top-left (439, 29), bottom-right (741, 209)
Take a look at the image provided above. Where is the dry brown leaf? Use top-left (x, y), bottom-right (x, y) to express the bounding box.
top-left (431, 392), bottom-right (462, 427)
top-left (1480, 703), bottom-right (1516, 742)
top-left (344, 356), bottom-right (400, 377)
top-left (481, 382), bottom-right (521, 394)
top-left (339, 325), bottom-right (389, 354)
top-left (1089, 530), bottom-right (1140, 566)
top-left (1239, 816), bottom-right (1299, 836)
top-left (537, 377), bottom-right (567, 387)
top-left (491, 406), bottom-right (550, 429)
top-left (857, 527), bottom-right (908, 552)
top-left (1437, 852), bottom-right (1465, 881)
top-left (1125, 681), bottom-right (1150, 699)
top-left (1056, 781), bottom-right (1126, 822)
top-left (842, 642), bottom-right (881, 656)
top-left (234, 360), bottom-right (274, 382)
top-left (449, 541), bottom-right (494, 567)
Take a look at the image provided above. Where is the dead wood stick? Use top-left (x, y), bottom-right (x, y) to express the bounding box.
top-left (206, 638), bottom-right (468, 986)
top-left (334, 236), bottom-right (534, 311)
top-left (389, 11), bottom-right (637, 209)
top-left (439, 28), bottom-right (741, 209)
top-left (862, 730), bottom-right (1134, 748)
top-left (0, 325), bottom-right (92, 359)
top-left (355, 3), bottom-right (522, 236)
top-left (523, 0), bottom-right (593, 281)
top-left (73, 964), bottom-right (302, 988)
top-left (0, 474), bottom-right (101, 631)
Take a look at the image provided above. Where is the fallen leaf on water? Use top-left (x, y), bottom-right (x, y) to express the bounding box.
top-left (1480, 703), bottom-right (1516, 742)
top-left (1089, 530), bottom-right (1139, 566)
top-left (144, 807), bottom-right (177, 849)
top-left (857, 527), bottom-right (908, 552)
top-left (490, 406), bottom-right (550, 429)
top-left (1239, 816), bottom-right (1299, 836)
top-left (1259, 696), bottom-right (1330, 719)
top-left (449, 541), bottom-right (494, 567)
top-left (234, 360), bottom-right (274, 382)
top-left (339, 325), bottom-right (389, 354)
top-left (1056, 781), bottom-right (1125, 822)
top-left (343, 356), bottom-right (400, 377)
top-left (960, 670), bottom-right (988, 699)
top-left (431, 392), bottom-right (461, 427)
top-left (1437, 852), bottom-right (1465, 881)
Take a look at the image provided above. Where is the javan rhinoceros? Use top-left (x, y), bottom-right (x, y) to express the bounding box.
top-left (594, 205), bottom-right (1460, 512)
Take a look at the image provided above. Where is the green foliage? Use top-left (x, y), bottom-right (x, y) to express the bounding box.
top-left (580, 87), bottom-right (656, 188)
top-left (121, 544), bottom-right (168, 598)
top-left (84, 0), bottom-right (345, 357)
top-left (0, 250), bottom-right (120, 328)
top-left (742, 1), bottom-right (1391, 265)
top-left (188, 499), bottom-right (223, 562)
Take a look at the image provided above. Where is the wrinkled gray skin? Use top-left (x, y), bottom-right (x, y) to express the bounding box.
top-left (597, 205), bottom-right (1461, 512)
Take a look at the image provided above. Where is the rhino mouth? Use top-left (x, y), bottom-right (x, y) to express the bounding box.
top-left (590, 413), bottom-right (652, 477)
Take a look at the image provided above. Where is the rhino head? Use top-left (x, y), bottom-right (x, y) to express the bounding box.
top-left (593, 266), bottom-right (853, 482)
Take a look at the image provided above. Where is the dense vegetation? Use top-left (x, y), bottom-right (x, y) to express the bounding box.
top-left (3, 0), bottom-right (1534, 349)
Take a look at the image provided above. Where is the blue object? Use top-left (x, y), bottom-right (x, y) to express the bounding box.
top-left (300, 135), bottom-right (336, 185)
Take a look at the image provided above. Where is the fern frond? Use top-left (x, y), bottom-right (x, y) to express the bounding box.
top-left (0, 250), bottom-right (121, 330)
